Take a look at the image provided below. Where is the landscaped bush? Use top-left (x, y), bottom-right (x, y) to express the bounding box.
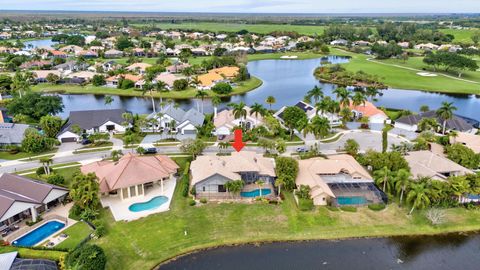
top-left (93, 220), bottom-right (106, 238)
top-left (368, 203), bottom-right (386, 211)
top-left (47, 174), bottom-right (65, 186)
top-left (211, 82), bottom-right (233, 95)
top-left (298, 198), bottom-right (314, 211)
top-left (326, 206), bottom-right (340, 212)
top-left (200, 198), bottom-right (207, 204)
top-left (340, 206), bottom-right (357, 212)
top-left (189, 199), bottom-right (196, 206)
top-left (181, 162), bottom-right (190, 197)
top-left (65, 244), bottom-right (106, 270)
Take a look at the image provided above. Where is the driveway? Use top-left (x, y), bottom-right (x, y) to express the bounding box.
top-left (318, 130), bottom-right (409, 154)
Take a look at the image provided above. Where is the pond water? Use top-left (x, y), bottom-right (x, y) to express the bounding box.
top-left (158, 233), bottom-right (480, 270)
top-left (23, 39), bottom-right (57, 50)
top-left (57, 56), bottom-right (480, 121)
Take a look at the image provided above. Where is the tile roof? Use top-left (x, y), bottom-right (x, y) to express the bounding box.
top-left (405, 150), bottom-right (473, 181)
top-left (81, 153), bottom-right (179, 193)
top-left (60, 109), bottom-right (127, 133)
top-left (396, 111), bottom-right (474, 132)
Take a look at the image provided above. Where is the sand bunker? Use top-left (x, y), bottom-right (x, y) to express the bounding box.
top-left (280, 55), bottom-right (298, 59)
top-left (417, 72), bottom-right (438, 77)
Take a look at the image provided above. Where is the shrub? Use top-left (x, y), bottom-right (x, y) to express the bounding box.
top-left (181, 162), bottom-right (190, 197)
top-left (368, 203), bottom-right (386, 211)
top-left (47, 174), bottom-right (65, 186)
top-left (298, 198), bottom-right (314, 211)
top-left (211, 82), bottom-right (233, 95)
top-left (340, 206), bottom-right (357, 212)
top-left (65, 244), bottom-right (107, 270)
top-left (173, 79), bottom-right (189, 91)
top-left (36, 167), bottom-right (54, 176)
top-left (200, 198), bottom-right (207, 204)
top-left (189, 199), bottom-right (196, 206)
top-left (326, 206), bottom-right (340, 212)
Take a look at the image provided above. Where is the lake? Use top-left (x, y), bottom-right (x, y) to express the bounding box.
top-left (158, 233), bottom-right (480, 270)
top-left (23, 39), bottom-right (57, 50)
top-left (57, 56), bottom-right (480, 121)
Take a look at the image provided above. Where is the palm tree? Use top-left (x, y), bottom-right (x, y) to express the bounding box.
top-left (339, 107), bottom-right (352, 127)
top-left (394, 169), bottom-right (411, 205)
top-left (304, 85), bottom-right (323, 104)
top-left (190, 76), bottom-right (201, 88)
top-left (12, 71), bottom-right (33, 98)
top-left (352, 91), bottom-right (367, 107)
top-left (449, 176), bottom-right (470, 203)
top-left (316, 97), bottom-right (330, 116)
top-left (374, 167), bottom-right (393, 193)
top-left (249, 103), bottom-right (265, 126)
top-left (256, 180), bottom-right (265, 197)
top-left (39, 157), bottom-right (52, 175)
top-left (265, 96), bottom-right (276, 110)
top-left (407, 182), bottom-right (431, 214)
top-left (104, 95), bottom-right (114, 106)
top-left (195, 90), bottom-right (208, 113)
top-left (365, 87), bottom-right (380, 102)
top-left (218, 141), bottom-right (230, 154)
top-left (419, 105), bottom-right (430, 113)
top-left (225, 180), bottom-right (244, 199)
top-left (333, 87), bottom-right (352, 108)
top-left (211, 95), bottom-right (222, 115)
top-left (229, 102), bottom-right (247, 128)
top-left (436, 102), bottom-right (457, 135)
top-left (309, 116), bottom-right (331, 139)
top-left (274, 178), bottom-right (286, 198)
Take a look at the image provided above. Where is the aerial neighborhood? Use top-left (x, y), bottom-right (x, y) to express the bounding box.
top-left (0, 10), bottom-right (480, 270)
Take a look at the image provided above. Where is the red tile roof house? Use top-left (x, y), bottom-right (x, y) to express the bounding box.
top-left (81, 154), bottom-right (179, 221)
top-left (0, 173), bottom-right (68, 230)
top-left (347, 101), bottom-right (389, 124)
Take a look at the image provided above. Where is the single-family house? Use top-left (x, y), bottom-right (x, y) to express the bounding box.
top-left (296, 155), bottom-right (386, 206)
top-left (147, 105), bottom-right (204, 135)
top-left (190, 151), bottom-right (276, 199)
top-left (32, 70), bottom-right (62, 83)
top-left (126, 63), bottom-right (152, 75)
top-left (104, 49), bottom-right (123, 58)
top-left (348, 101), bottom-right (389, 124)
top-left (0, 123), bottom-right (29, 146)
top-left (452, 132), bottom-right (480, 154)
top-left (54, 60), bottom-right (88, 72)
top-left (213, 106), bottom-right (264, 139)
top-left (275, 101), bottom-right (341, 127)
top-left (405, 150), bottom-right (473, 181)
top-left (81, 153), bottom-right (179, 200)
top-left (330, 39), bottom-right (349, 46)
top-left (106, 74), bottom-right (142, 88)
top-left (166, 63), bottom-right (191, 73)
top-left (59, 45), bottom-right (83, 55)
top-left (0, 173), bottom-right (68, 226)
top-left (57, 109), bottom-right (128, 142)
top-left (154, 72), bottom-right (187, 90)
top-left (394, 111), bottom-right (474, 133)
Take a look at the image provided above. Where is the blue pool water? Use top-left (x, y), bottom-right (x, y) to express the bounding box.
top-left (337, 196), bottom-right (367, 205)
top-left (13, 220), bottom-right (65, 247)
top-left (129, 196), bottom-right (169, 212)
top-left (240, 189), bottom-right (272, 198)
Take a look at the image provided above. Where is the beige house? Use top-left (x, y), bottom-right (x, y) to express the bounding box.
top-left (81, 153), bottom-right (179, 200)
top-left (296, 155), bottom-right (384, 206)
top-left (126, 63), bottom-right (152, 75)
top-left (405, 151), bottom-right (473, 181)
top-left (452, 133), bottom-right (480, 154)
top-left (213, 106), bottom-right (264, 139)
top-left (190, 152), bottom-right (276, 199)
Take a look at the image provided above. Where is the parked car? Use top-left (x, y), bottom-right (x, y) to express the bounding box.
top-left (144, 147), bottom-right (158, 154)
top-left (296, 146), bottom-right (308, 153)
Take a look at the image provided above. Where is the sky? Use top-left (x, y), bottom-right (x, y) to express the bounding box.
top-left (1, 0), bottom-right (480, 13)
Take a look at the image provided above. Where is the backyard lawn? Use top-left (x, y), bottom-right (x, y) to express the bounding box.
top-left (54, 222), bottom-right (93, 250)
top-left (91, 158), bottom-right (480, 270)
top-left (329, 48), bottom-right (480, 94)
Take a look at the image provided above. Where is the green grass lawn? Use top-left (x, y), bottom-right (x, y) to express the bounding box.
top-left (23, 166), bottom-right (81, 187)
top-left (89, 156), bottom-right (480, 270)
top-left (54, 222), bottom-right (93, 250)
top-left (0, 246), bottom-right (66, 262)
top-left (329, 48), bottom-right (480, 94)
top-left (132, 22), bottom-right (326, 35)
top-left (439, 28), bottom-right (479, 43)
top-left (31, 77), bottom-right (262, 99)
top-left (0, 150), bottom-right (57, 161)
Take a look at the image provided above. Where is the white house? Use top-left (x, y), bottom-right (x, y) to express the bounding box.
top-left (57, 109), bottom-right (129, 142)
top-left (213, 106), bottom-right (264, 138)
top-left (146, 105), bottom-right (205, 135)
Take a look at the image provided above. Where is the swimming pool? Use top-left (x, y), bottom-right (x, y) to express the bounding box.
top-left (337, 196), bottom-right (367, 205)
top-left (13, 220), bottom-right (65, 247)
top-left (240, 189), bottom-right (272, 198)
top-left (129, 196), bottom-right (169, 212)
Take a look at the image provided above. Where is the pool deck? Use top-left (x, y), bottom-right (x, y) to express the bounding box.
top-left (100, 178), bottom-right (176, 222)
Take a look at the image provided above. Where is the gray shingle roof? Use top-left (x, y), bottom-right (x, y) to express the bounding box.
top-left (0, 123), bottom-right (30, 145)
top-left (159, 105), bottom-right (205, 127)
top-left (61, 109), bottom-right (127, 133)
top-left (0, 173), bottom-right (68, 219)
top-left (396, 111), bottom-right (474, 132)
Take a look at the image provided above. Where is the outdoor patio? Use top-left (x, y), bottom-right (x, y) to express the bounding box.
top-left (100, 178), bottom-right (177, 222)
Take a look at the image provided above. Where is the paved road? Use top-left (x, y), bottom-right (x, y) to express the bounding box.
top-left (318, 130), bottom-right (409, 153)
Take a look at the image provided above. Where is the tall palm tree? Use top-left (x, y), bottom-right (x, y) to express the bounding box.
top-left (274, 177), bottom-right (285, 197)
top-left (436, 101), bottom-right (457, 135)
top-left (256, 180), bottom-right (265, 197)
top-left (352, 91), bottom-right (367, 107)
top-left (104, 95), bottom-right (114, 106)
top-left (449, 176), bottom-right (470, 203)
top-left (365, 87), bottom-right (380, 102)
top-left (407, 182), bottom-right (431, 214)
top-left (211, 95), bottom-right (222, 115)
top-left (229, 102), bottom-right (247, 128)
top-left (339, 107), bottom-right (352, 126)
top-left (265, 96), bottom-right (276, 110)
top-left (12, 71), bottom-right (33, 98)
top-left (304, 85), bottom-right (323, 104)
top-left (374, 166), bottom-right (393, 193)
top-left (218, 141), bottom-right (230, 154)
top-left (154, 81), bottom-right (167, 110)
top-left (309, 116), bottom-right (331, 139)
top-left (249, 103), bottom-right (265, 126)
top-left (195, 90), bottom-right (208, 113)
top-left (333, 87), bottom-right (352, 108)
top-left (142, 80), bottom-right (157, 113)
top-left (316, 97), bottom-right (330, 116)
top-left (39, 157), bottom-right (53, 175)
top-left (394, 169), bottom-right (411, 205)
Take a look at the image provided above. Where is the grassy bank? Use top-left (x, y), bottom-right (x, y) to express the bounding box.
top-left (91, 158), bottom-right (480, 270)
top-left (32, 77), bottom-right (262, 99)
top-left (330, 48), bottom-right (480, 94)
